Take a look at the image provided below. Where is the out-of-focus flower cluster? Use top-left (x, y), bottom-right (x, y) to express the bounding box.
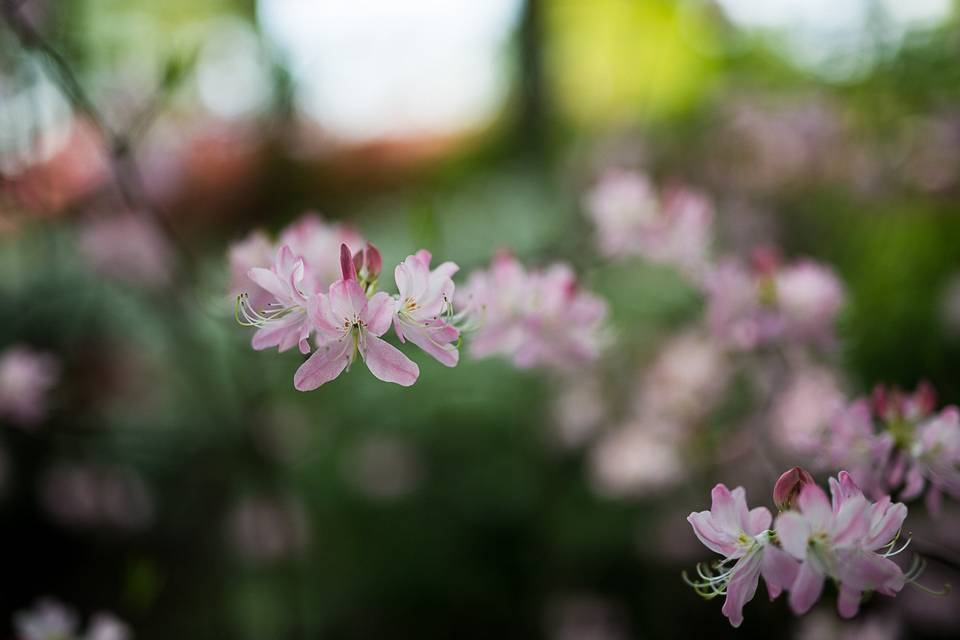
top-left (813, 383), bottom-right (960, 513)
top-left (14, 599), bottom-right (130, 640)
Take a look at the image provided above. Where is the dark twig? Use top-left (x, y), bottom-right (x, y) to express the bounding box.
top-left (1, 0), bottom-right (196, 278)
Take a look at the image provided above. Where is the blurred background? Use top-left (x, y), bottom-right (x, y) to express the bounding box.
top-left (2, 0), bottom-right (960, 638)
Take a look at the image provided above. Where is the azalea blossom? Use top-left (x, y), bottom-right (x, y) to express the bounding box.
top-left (686, 483), bottom-right (799, 627)
top-left (821, 382), bottom-right (960, 510)
top-left (393, 250), bottom-right (460, 367)
top-left (774, 471), bottom-right (908, 618)
top-left (294, 245), bottom-right (419, 390)
top-left (237, 245), bottom-right (313, 354)
top-left (584, 169), bottom-right (713, 279)
top-left (458, 251), bottom-right (607, 371)
top-left (704, 251), bottom-right (844, 350)
top-left (228, 212), bottom-right (364, 310)
top-left (0, 345), bottom-right (59, 427)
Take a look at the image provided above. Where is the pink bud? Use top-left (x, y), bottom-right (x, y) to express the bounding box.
top-left (871, 384), bottom-right (889, 419)
top-left (913, 380), bottom-right (937, 418)
top-left (749, 245), bottom-right (781, 275)
top-left (339, 244), bottom-right (355, 281)
top-left (773, 466), bottom-right (815, 511)
top-left (352, 243), bottom-right (382, 281)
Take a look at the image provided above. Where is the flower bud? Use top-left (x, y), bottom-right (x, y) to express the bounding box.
top-left (339, 243), bottom-right (355, 281)
top-left (353, 243), bottom-right (382, 282)
top-left (773, 466), bottom-right (815, 511)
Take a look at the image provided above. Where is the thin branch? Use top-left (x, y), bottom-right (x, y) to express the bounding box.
top-left (1, 0), bottom-right (196, 278)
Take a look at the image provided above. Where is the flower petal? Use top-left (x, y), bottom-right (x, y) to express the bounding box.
top-left (788, 560), bottom-right (825, 615)
top-left (761, 544), bottom-right (800, 600)
top-left (687, 510), bottom-right (739, 557)
top-left (774, 511), bottom-right (810, 560)
top-left (798, 483), bottom-right (832, 530)
top-left (328, 279), bottom-right (368, 323)
top-left (364, 292), bottom-right (396, 337)
top-left (721, 552), bottom-right (762, 628)
top-left (293, 336), bottom-right (353, 391)
top-left (359, 333), bottom-right (419, 386)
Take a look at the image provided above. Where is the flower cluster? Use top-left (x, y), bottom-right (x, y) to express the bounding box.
top-left (456, 250), bottom-right (608, 371)
top-left (820, 382), bottom-right (960, 512)
top-left (14, 599), bottom-right (130, 640)
top-left (686, 468), bottom-right (919, 627)
top-left (704, 249), bottom-right (845, 350)
top-left (231, 215), bottom-right (610, 386)
top-left (234, 222), bottom-right (460, 389)
top-left (584, 169), bottom-right (713, 279)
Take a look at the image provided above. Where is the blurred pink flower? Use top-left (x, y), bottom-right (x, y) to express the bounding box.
top-left (821, 383), bottom-right (960, 510)
top-left (85, 614), bottom-right (131, 640)
top-left (775, 472), bottom-right (907, 618)
top-left (228, 229), bottom-right (275, 311)
top-left (459, 252), bottom-right (607, 371)
top-left (295, 246), bottom-right (418, 389)
top-left (40, 463), bottom-right (154, 531)
top-left (14, 599), bottom-right (77, 640)
top-left (226, 494), bottom-right (310, 563)
top-left (14, 599), bottom-right (129, 640)
top-left (774, 261), bottom-right (845, 343)
top-left (794, 609), bottom-right (901, 640)
top-left (78, 215), bottom-right (172, 287)
top-left (343, 434), bottom-right (422, 500)
top-left (821, 400), bottom-right (893, 499)
top-left (704, 254), bottom-right (844, 350)
top-left (589, 422), bottom-right (684, 498)
top-left (772, 364), bottom-right (847, 456)
top-left (0, 345), bottom-right (59, 427)
top-left (393, 250), bottom-right (460, 367)
top-left (686, 484), bottom-right (799, 627)
top-left (278, 213), bottom-right (364, 292)
top-left (635, 330), bottom-right (729, 424)
top-left (585, 169), bottom-right (713, 279)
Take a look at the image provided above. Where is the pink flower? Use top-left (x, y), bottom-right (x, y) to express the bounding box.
top-left (239, 245), bottom-right (313, 354)
top-left (686, 484), bottom-right (799, 627)
top-left (0, 345), bottom-right (59, 427)
top-left (772, 364), bottom-right (846, 456)
top-left (584, 169), bottom-right (713, 279)
top-left (774, 261), bottom-right (845, 344)
top-left (774, 472), bottom-right (906, 618)
top-left (393, 250), bottom-right (460, 367)
top-left (228, 229), bottom-right (275, 311)
top-left (906, 406), bottom-right (960, 506)
top-left (78, 215), bottom-right (172, 287)
top-left (294, 246), bottom-right (418, 389)
top-left (584, 169), bottom-right (659, 257)
top-left (704, 253), bottom-right (844, 350)
top-left (277, 213), bottom-right (364, 292)
top-left (459, 252), bottom-right (607, 370)
top-left (227, 212), bottom-right (365, 308)
top-left (821, 400), bottom-right (893, 499)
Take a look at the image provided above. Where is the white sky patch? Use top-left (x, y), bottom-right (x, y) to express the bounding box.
top-left (713, 0), bottom-right (953, 79)
top-left (257, 0), bottom-right (522, 142)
